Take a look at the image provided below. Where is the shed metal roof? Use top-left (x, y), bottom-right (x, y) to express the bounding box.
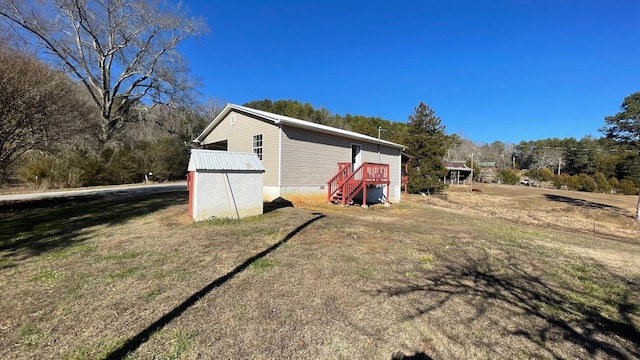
top-left (188, 149), bottom-right (265, 172)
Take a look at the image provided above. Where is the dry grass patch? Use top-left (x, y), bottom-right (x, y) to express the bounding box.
top-left (1, 187), bottom-right (639, 359)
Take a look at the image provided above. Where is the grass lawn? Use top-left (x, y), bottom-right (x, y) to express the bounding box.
top-left (1, 185), bottom-right (639, 359)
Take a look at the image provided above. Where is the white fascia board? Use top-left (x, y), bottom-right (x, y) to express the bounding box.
top-left (195, 103), bottom-right (407, 151)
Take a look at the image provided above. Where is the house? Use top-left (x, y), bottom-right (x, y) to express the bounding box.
top-left (193, 104), bottom-right (406, 204)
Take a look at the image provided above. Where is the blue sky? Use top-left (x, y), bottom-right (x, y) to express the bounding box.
top-left (179, 0), bottom-right (640, 144)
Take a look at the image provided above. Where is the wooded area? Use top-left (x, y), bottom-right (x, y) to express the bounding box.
top-left (0, 43), bottom-right (212, 188)
top-left (0, 0), bottom-right (209, 187)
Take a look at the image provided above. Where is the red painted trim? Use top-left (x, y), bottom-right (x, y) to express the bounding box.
top-left (187, 171), bottom-right (194, 217)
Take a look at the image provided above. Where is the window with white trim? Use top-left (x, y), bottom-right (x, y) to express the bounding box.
top-left (253, 134), bottom-right (263, 160)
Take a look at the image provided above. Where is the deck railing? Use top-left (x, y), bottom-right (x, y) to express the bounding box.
top-left (327, 162), bottom-right (390, 206)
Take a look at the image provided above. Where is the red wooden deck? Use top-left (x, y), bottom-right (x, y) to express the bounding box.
top-left (327, 162), bottom-right (390, 206)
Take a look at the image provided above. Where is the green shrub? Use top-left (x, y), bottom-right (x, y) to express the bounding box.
top-left (552, 174), bottom-right (579, 190)
top-left (17, 152), bottom-right (52, 188)
top-left (618, 179), bottom-right (638, 195)
top-left (608, 177), bottom-right (619, 193)
top-left (496, 169), bottom-right (519, 185)
top-left (578, 174), bottom-right (597, 192)
top-left (526, 168), bottom-right (554, 182)
top-left (144, 137), bottom-right (190, 181)
top-left (566, 175), bottom-right (580, 190)
top-left (16, 136), bottom-right (189, 189)
top-left (551, 174), bottom-right (563, 189)
top-left (102, 147), bottom-right (145, 184)
top-left (593, 172), bottom-right (611, 193)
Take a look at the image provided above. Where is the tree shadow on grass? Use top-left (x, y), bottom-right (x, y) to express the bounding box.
top-left (544, 194), bottom-right (629, 215)
top-left (0, 190), bottom-right (188, 263)
top-left (104, 212), bottom-right (326, 359)
top-left (375, 251), bottom-right (640, 359)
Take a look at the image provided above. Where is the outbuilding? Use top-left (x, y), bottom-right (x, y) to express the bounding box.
top-left (187, 149), bottom-right (265, 221)
top-left (444, 161), bottom-right (473, 185)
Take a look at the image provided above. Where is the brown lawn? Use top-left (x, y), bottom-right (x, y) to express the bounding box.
top-left (0, 185), bottom-right (638, 359)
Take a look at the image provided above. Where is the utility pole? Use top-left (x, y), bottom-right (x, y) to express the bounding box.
top-left (470, 152), bottom-right (474, 191)
top-left (377, 126), bottom-right (381, 163)
top-left (377, 126), bottom-right (387, 163)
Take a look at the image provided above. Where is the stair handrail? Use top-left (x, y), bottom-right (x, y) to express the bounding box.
top-left (326, 162), bottom-right (353, 202)
top-left (339, 163), bottom-right (366, 205)
top-left (328, 162), bottom-right (391, 205)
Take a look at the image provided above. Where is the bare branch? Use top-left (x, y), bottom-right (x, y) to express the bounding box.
top-left (0, 0), bottom-right (208, 143)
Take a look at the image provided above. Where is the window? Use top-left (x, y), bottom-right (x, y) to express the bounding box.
top-left (253, 134), bottom-right (263, 160)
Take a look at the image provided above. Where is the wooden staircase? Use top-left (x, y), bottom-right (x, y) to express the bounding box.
top-left (327, 162), bottom-right (390, 206)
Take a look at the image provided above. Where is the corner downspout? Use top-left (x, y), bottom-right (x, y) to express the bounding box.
top-left (398, 149), bottom-right (404, 202)
top-left (278, 125), bottom-right (283, 194)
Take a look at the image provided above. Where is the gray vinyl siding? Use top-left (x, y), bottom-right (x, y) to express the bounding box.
top-left (200, 111), bottom-right (279, 186)
top-left (280, 126), bottom-right (402, 188)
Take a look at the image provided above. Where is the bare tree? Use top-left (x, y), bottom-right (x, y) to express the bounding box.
top-left (447, 135), bottom-right (480, 162)
top-left (0, 0), bottom-right (207, 143)
top-left (202, 98), bottom-right (227, 122)
top-left (0, 47), bottom-right (95, 182)
top-left (530, 146), bottom-right (564, 170)
top-left (120, 103), bottom-right (210, 144)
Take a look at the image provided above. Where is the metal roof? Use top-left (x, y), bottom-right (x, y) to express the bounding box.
top-left (188, 149), bottom-right (265, 172)
top-left (194, 103), bottom-right (406, 150)
top-left (445, 162), bottom-right (473, 171)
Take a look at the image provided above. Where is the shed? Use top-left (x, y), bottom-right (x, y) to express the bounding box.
top-left (187, 149), bottom-right (265, 221)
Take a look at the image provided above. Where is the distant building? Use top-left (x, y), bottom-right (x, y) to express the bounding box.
top-left (444, 162), bottom-right (473, 185)
top-left (476, 161), bottom-right (497, 183)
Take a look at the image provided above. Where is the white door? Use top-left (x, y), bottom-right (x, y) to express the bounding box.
top-left (351, 144), bottom-right (362, 171)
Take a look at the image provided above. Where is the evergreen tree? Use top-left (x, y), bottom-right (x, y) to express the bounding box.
top-left (601, 91), bottom-right (640, 221)
top-left (403, 102), bottom-right (450, 193)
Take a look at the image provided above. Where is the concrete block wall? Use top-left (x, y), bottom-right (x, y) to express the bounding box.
top-left (192, 171), bottom-right (263, 221)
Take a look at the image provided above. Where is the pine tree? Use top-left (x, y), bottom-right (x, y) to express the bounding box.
top-left (600, 91), bottom-right (640, 221)
top-left (404, 102), bottom-right (450, 193)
